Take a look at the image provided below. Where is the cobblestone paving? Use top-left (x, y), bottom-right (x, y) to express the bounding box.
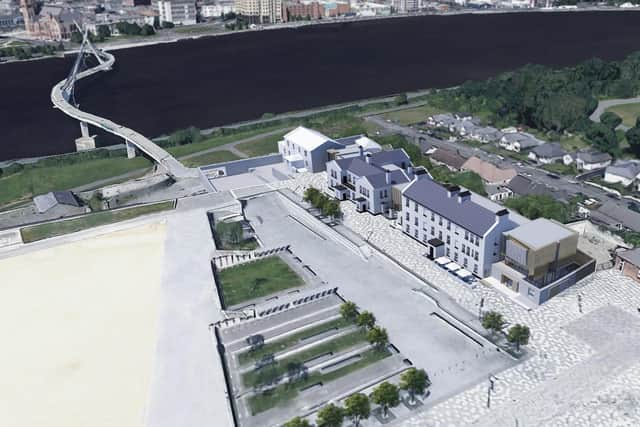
top-left (274, 172), bottom-right (640, 426)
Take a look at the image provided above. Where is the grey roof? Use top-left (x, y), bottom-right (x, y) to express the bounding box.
top-left (403, 177), bottom-right (504, 235)
top-left (606, 161), bottom-right (640, 180)
top-left (345, 158), bottom-right (382, 177)
top-left (591, 201), bottom-right (640, 232)
top-left (33, 191), bottom-right (79, 213)
top-left (367, 149), bottom-right (410, 168)
top-left (504, 218), bottom-right (575, 250)
top-left (430, 149), bottom-right (467, 170)
top-left (502, 133), bottom-right (541, 149)
top-left (334, 135), bottom-right (363, 146)
top-left (364, 169), bottom-right (410, 188)
top-left (576, 150), bottom-right (611, 164)
top-left (532, 142), bottom-right (566, 159)
top-left (617, 248), bottom-right (640, 266)
top-left (507, 175), bottom-right (548, 197)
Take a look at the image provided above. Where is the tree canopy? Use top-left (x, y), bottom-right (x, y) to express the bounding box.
top-left (504, 195), bottom-right (569, 223)
top-left (316, 403), bottom-right (344, 427)
top-left (356, 311), bottom-right (376, 330)
top-left (399, 368), bottom-right (430, 403)
top-left (371, 381), bottom-right (400, 418)
top-left (283, 417), bottom-right (310, 427)
top-left (340, 301), bottom-right (358, 322)
top-left (344, 393), bottom-right (370, 426)
top-left (507, 324), bottom-right (531, 352)
top-left (366, 326), bottom-right (389, 350)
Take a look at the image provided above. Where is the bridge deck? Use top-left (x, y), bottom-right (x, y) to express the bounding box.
top-left (50, 47), bottom-right (198, 180)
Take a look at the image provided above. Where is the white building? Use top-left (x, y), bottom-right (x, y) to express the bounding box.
top-left (201, 1), bottom-right (235, 17)
top-left (154, 0), bottom-right (196, 25)
top-left (350, 1), bottom-right (391, 16)
top-left (234, 0), bottom-right (282, 23)
top-left (604, 160), bottom-right (640, 187)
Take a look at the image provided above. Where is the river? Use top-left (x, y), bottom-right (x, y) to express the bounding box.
top-left (1, 10), bottom-right (640, 161)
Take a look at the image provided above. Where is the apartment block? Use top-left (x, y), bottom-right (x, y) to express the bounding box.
top-left (235, 0), bottom-right (282, 23)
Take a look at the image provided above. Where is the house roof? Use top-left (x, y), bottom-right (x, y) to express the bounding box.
top-left (33, 191), bottom-right (80, 213)
top-left (606, 160), bottom-right (640, 180)
top-left (617, 248), bottom-right (640, 266)
top-left (364, 169), bottom-right (410, 188)
top-left (591, 201), bottom-right (640, 232)
top-left (367, 149), bottom-right (410, 168)
top-left (504, 218), bottom-right (575, 250)
top-left (502, 132), bottom-right (542, 149)
top-left (283, 126), bottom-right (335, 151)
top-left (576, 150), bottom-right (611, 164)
top-left (430, 149), bottom-right (467, 170)
top-left (507, 175), bottom-right (548, 197)
top-left (532, 142), bottom-right (566, 158)
top-left (403, 177), bottom-right (507, 235)
top-left (461, 156), bottom-right (517, 183)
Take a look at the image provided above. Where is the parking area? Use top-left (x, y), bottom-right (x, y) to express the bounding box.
top-left (242, 192), bottom-right (517, 418)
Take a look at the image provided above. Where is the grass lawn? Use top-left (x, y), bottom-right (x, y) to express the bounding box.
top-left (238, 317), bottom-right (353, 366)
top-left (181, 150), bottom-right (240, 167)
top-left (217, 256), bottom-right (304, 307)
top-left (381, 104), bottom-right (444, 125)
top-left (20, 200), bottom-right (175, 243)
top-left (164, 125), bottom-right (289, 158)
top-left (235, 132), bottom-right (287, 157)
top-left (0, 157), bottom-right (151, 208)
top-left (541, 162), bottom-right (578, 176)
top-left (241, 329), bottom-right (368, 388)
top-left (606, 102), bottom-right (640, 128)
top-left (220, 238), bottom-right (260, 251)
top-left (247, 348), bottom-right (391, 415)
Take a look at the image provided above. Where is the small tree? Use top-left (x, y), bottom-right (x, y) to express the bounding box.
top-left (246, 334), bottom-right (264, 353)
top-left (507, 324), bottom-right (530, 352)
top-left (141, 23), bottom-right (156, 36)
top-left (356, 311), bottom-right (376, 330)
top-left (284, 417), bottom-right (310, 427)
top-left (367, 326), bottom-right (389, 351)
top-left (371, 381), bottom-right (400, 419)
top-left (344, 393), bottom-right (370, 427)
top-left (399, 368), bottom-right (430, 404)
top-left (394, 93), bottom-right (408, 106)
top-left (482, 310), bottom-right (505, 337)
top-left (322, 199), bottom-right (342, 220)
top-left (316, 403), bottom-right (344, 427)
top-left (303, 187), bottom-right (320, 204)
top-left (600, 111), bottom-right (622, 130)
top-left (340, 301), bottom-right (358, 322)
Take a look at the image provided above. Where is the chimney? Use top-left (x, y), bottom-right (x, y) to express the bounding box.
top-left (495, 209), bottom-right (509, 223)
top-left (446, 185), bottom-right (460, 198)
top-left (359, 145), bottom-right (364, 158)
top-left (385, 170), bottom-right (391, 185)
top-left (457, 190), bottom-right (471, 203)
top-left (407, 166), bottom-right (414, 176)
top-left (365, 154), bottom-right (371, 164)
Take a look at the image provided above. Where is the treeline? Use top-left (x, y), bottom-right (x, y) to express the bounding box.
top-left (428, 52), bottom-right (640, 153)
top-left (0, 43), bottom-right (63, 60)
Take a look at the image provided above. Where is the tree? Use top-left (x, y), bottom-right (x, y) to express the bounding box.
top-left (356, 311), bottom-right (376, 330)
top-left (141, 23), bottom-right (155, 36)
top-left (507, 324), bottom-right (530, 352)
top-left (96, 25), bottom-right (111, 40)
top-left (585, 122), bottom-right (619, 154)
top-left (504, 195), bottom-right (569, 223)
top-left (481, 310), bottom-right (505, 336)
top-left (70, 31), bottom-right (83, 44)
top-left (161, 21), bottom-right (175, 29)
top-left (600, 111), bottom-right (622, 130)
top-left (627, 126), bottom-right (640, 155)
top-left (344, 393), bottom-right (370, 427)
top-left (303, 187), bottom-right (321, 204)
top-left (371, 381), bottom-right (400, 419)
top-left (394, 93), bottom-right (408, 106)
top-left (340, 301), bottom-right (358, 322)
top-left (399, 368), bottom-right (430, 404)
top-left (284, 417), bottom-right (310, 427)
top-left (322, 199), bottom-right (342, 220)
top-left (316, 403), bottom-right (344, 427)
top-left (286, 361), bottom-right (307, 383)
top-left (367, 326), bottom-right (389, 350)
top-left (246, 334), bottom-right (264, 352)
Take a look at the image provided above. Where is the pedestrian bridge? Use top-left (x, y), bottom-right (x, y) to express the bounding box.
top-left (50, 38), bottom-right (198, 180)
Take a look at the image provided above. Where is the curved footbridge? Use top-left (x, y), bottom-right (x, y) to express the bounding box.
top-left (50, 37), bottom-right (199, 180)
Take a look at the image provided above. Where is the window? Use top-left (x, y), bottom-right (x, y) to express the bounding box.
top-left (414, 202), bottom-right (418, 212)
top-left (414, 217), bottom-right (418, 226)
top-left (384, 189), bottom-right (388, 198)
top-left (446, 235), bottom-right (450, 244)
top-left (405, 198), bottom-right (409, 207)
top-left (462, 244), bottom-right (465, 252)
top-left (474, 264), bottom-right (478, 274)
top-left (438, 231), bottom-right (442, 240)
top-left (414, 229), bottom-right (418, 238)
top-left (464, 258), bottom-right (468, 267)
top-left (527, 287), bottom-right (536, 298)
top-left (423, 234), bottom-right (428, 243)
top-left (447, 220), bottom-right (451, 230)
top-left (439, 218), bottom-right (443, 226)
top-left (431, 213), bottom-right (435, 221)
top-left (454, 252), bottom-right (459, 262)
top-left (431, 226), bottom-right (435, 236)
top-left (406, 225), bottom-right (410, 233)
top-left (380, 190), bottom-right (384, 198)
top-left (446, 248), bottom-right (450, 257)
top-left (405, 212), bottom-right (410, 221)
top-left (465, 231), bottom-right (469, 241)
top-left (331, 170), bottom-right (337, 179)
top-left (474, 253), bottom-right (479, 261)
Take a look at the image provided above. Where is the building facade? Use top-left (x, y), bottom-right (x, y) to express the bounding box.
top-left (278, 126), bottom-right (345, 173)
top-left (235, 0), bottom-right (282, 23)
top-left (154, 0), bottom-right (196, 25)
top-left (615, 248), bottom-right (640, 283)
top-left (400, 178), bottom-right (523, 277)
top-left (20, 0), bottom-right (80, 40)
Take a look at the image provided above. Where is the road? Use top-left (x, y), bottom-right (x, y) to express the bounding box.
top-left (589, 96), bottom-right (640, 131)
top-left (365, 115), bottom-right (620, 203)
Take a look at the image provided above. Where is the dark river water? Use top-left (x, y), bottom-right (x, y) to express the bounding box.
top-left (1, 11), bottom-right (640, 161)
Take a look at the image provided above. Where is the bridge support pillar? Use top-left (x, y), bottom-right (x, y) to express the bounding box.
top-left (75, 121), bottom-right (96, 152)
top-left (126, 140), bottom-right (137, 159)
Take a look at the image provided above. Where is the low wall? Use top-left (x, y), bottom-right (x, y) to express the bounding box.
top-left (200, 153), bottom-right (282, 177)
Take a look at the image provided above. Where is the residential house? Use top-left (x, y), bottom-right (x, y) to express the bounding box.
top-left (426, 113), bottom-right (456, 129)
top-left (429, 149), bottom-right (467, 171)
top-left (461, 156), bottom-right (517, 185)
top-left (450, 120), bottom-right (478, 137)
top-left (563, 150), bottom-right (612, 171)
top-left (278, 126), bottom-right (346, 173)
top-left (590, 201), bottom-right (640, 232)
top-left (604, 160), bottom-right (640, 187)
top-left (469, 126), bottom-right (503, 144)
top-left (499, 132), bottom-right (543, 152)
top-left (326, 149), bottom-right (414, 215)
top-left (486, 184), bottom-right (514, 202)
top-left (33, 191), bottom-right (82, 214)
top-left (507, 174), bottom-right (548, 198)
top-left (614, 248), bottom-right (640, 283)
top-left (490, 218), bottom-right (595, 306)
top-left (400, 177), bottom-right (524, 277)
top-left (528, 142), bottom-right (566, 164)
top-left (326, 135), bottom-right (382, 160)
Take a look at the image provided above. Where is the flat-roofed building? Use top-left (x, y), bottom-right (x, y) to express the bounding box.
top-left (235, 0), bottom-right (282, 23)
top-left (154, 0), bottom-right (196, 24)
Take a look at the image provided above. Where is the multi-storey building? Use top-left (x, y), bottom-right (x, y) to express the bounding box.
top-left (154, 0), bottom-right (196, 25)
top-left (20, 0), bottom-right (80, 40)
top-left (326, 149), bottom-right (416, 215)
top-left (400, 177), bottom-right (524, 277)
top-left (235, 0), bottom-right (282, 23)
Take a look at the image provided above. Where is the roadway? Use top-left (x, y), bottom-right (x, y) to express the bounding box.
top-left (365, 115), bottom-right (622, 203)
top-left (589, 96), bottom-right (640, 131)
top-left (50, 41), bottom-right (199, 180)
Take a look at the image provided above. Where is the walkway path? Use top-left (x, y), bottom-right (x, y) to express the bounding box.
top-left (589, 96), bottom-right (640, 130)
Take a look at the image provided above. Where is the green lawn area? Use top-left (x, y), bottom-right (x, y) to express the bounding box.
top-left (0, 157), bottom-right (151, 208)
top-left (20, 200), bottom-right (175, 243)
top-left (381, 104), bottom-right (444, 125)
top-left (217, 256), bottom-right (304, 307)
top-left (238, 317), bottom-right (353, 366)
top-left (181, 150), bottom-right (240, 167)
top-left (541, 162), bottom-right (578, 176)
top-left (247, 348), bottom-right (391, 415)
top-left (220, 238), bottom-right (260, 251)
top-left (242, 329), bottom-right (368, 388)
top-left (606, 102), bottom-right (640, 128)
top-left (165, 125), bottom-right (290, 158)
top-left (235, 132), bottom-right (287, 157)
